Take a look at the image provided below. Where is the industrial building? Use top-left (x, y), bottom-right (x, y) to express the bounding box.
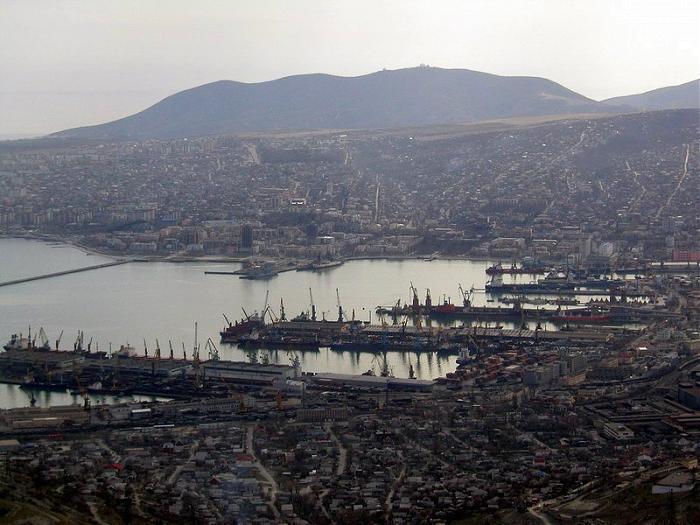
top-left (1, 404), bottom-right (90, 430)
top-left (195, 360), bottom-right (299, 387)
top-left (0, 349), bottom-right (85, 371)
top-left (603, 422), bottom-right (635, 441)
top-left (83, 357), bottom-right (192, 378)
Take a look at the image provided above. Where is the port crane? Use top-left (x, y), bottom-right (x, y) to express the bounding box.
top-left (266, 306), bottom-right (280, 323)
top-left (143, 338), bottom-right (148, 358)
top-left (168, 340), bottom-right (174, 360)
top-left (204, 338), bottom-right (219, 361)
top-left (410, 281), bottom-right (420, 310)
top-left (71, 359), bottom-right (90, 409)
top-left (309, 287), bottom-right (317, 321)
top-left (32, 327), bottom-right (51, 351)
top-left (336, 288), bottom-right (344, 322)
top-left (192, 322), bottom-right (199, 360)
top-left (458, 284), bottom-right (473, 308)
top-left (155, 339), bottom-right (161, 360)
top-left (55, 329), bottom-right (64, 351)
top-left (262, 290), bottom-right (270, 322)
top-left (74, 331), bottom-right (85, 353)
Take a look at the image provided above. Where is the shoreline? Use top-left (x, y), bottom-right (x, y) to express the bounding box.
top-left (1, 234), bottom-right (495, 265)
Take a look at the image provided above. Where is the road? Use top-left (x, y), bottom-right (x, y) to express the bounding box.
top-left (374, 174), bottom-right (381, 222)
top-left (96, 438), bottom-right (120, 463)
top-left (246, 424), bottom-right (281, 520)
top-left (325, 422), bottom-right (347, 476)
top-left (245, 143), bottom-right (261, 165)
top-left (529, 504), bottom-right (555, 525)
top-left (384, 462), bottom-right (406, 521)
top-left (167, 441), bottom-right (199, 485)
top-left (625, 160), bottom-right (647, 213)
top-left (656, 144), bottom-right (690, 219)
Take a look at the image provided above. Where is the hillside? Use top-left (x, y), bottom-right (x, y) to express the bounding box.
top-left (53, 67), bottom-right (628, 140)
top-left (603, 79), bottom-right (699, 110)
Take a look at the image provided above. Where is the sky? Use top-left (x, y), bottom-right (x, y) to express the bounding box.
top-left (1, 0), bottom-right (699, 136)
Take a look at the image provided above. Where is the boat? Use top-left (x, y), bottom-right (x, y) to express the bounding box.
top-left (486, 262), bottom-right (545, 275)
top-left (298, 259), bottom-right (344, 271)
top-left (114, 344), bottom-right (138, 358)
top-left (20, 381), bottom-right (67, 392)
top-left (239, 269), bottom-right (278, 280)
top-left (237, 335), bottom-right (321, 350)
top-left (3, 327), bottom-right (52, 352)
top-left (237, 262), bottom-right (278, 280)
top-left (485, 281), bottom-right (575, 294)
top-left (551, 312), bottom-right (611, 324)
top-left (456, 347), bottom-right (474, 366)
top-left (220, 313), bottom-right (266, 343)
top-left (500, 296), bottom-right (547, 306)
top-left (551, 297), bottom-right (579, 306)
top-left (431, 299), bottom-right (460, 315)
top-left (3, 333), bottom-right (31, 351)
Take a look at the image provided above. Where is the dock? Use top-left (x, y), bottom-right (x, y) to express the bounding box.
top-left (0, 260), bottom-right (130, 288)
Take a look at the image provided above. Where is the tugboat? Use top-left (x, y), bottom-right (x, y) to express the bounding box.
top-left (456, 336), bottom-right (478, 367)
top-left (20, 371), bottom-right (67, 392)
top-left (456, 347), bottom-right (473, 366)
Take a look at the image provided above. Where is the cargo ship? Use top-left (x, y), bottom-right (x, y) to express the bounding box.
top-left (330, 336), bottom-right (460, 354)
top-left (486, 262), bottom-right (546, 275)
top-left (3, 327), bottom-right (52, 352)
top-left (220, 311), bottom-right (266, 343)
top-left (551, 312), bottom-right (611, 324)
top-left (237, 334), bottom-right (321, 350)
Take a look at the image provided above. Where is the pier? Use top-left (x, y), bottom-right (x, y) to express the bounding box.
top-left (0, 260), bottom-right (131, 288)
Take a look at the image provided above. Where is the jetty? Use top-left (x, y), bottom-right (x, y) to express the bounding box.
top-left (0, 260), bottom-right (130, 288)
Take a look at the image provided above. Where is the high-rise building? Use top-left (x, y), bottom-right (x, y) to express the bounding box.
top-left (241, 224), bottom-right (254, 249)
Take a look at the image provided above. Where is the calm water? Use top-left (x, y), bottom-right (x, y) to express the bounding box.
top-left (1, 238), bottom-right (587, 391)
top-left (0, 382), bottom-right (165, 409)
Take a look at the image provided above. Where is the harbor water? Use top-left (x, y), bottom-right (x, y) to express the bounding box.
top-left (1, 238), bottom-right (605, 394)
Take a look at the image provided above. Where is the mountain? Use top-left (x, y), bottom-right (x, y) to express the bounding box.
top-left (54, 67), bottom-right (629, 140)
top-left (603, 79), bottom-right (699, 111)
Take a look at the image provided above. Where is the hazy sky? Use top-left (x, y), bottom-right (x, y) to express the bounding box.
top-left (1, 0), bottom-right (699, 136)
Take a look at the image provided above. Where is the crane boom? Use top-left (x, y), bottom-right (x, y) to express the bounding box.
top-left (336, 288), bottom-right (344, 322)
top-left (309, 287), bottom-right (316, 321)
top-left (262, 290), bottom-right (269, 315)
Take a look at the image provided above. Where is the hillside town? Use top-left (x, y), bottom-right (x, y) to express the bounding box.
top-left (1, 110), bottom-right (698, 269)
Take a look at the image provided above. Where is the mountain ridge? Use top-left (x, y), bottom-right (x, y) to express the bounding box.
top-left (603, 79), bottom-right (699, 110)
top-left (53, 67), bottom-right (630, 140)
